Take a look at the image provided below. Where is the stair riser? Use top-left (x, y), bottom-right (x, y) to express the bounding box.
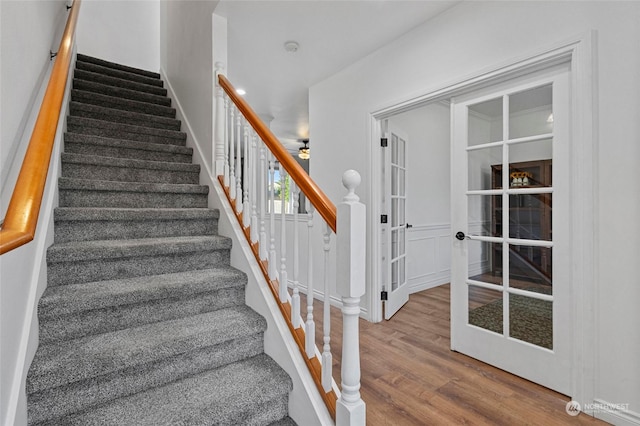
top-left (28, 334), bottom-right (265, 425)
top-left (64, 140), bottom-right (192, 163)
top-left (40, 287), bottom-right (245, 343)
top-left (74, 69), bottom-right (167, 97)
top-left (71, 90), bottom-right (175, 118)
top-left (59, 189), bottom-right (207, 209)
top-left (54, 218), bottom-right (217, 243)
top-left (240, 395), bottom-right (291, 426)
top-left (61, 162), bottom-right (200, 185)
top-left (69, 103), bottom-right (181, 131)
top-left (67, 123), bottom-right (186, 146)
top-left (47, 249), bottom-right (230, 286)
top-left (67, 116), bottom-right (185, 141)
top-left (73, 79), bottom-right (171, 107)
top-left (75, 60), bottom-right (163, 87)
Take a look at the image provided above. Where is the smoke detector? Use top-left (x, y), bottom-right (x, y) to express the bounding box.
top-left (284, 41), bottom-right (299, 53)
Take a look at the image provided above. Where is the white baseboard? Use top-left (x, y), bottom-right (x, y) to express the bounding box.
top-left (588, 399), bottom-right (640, 426)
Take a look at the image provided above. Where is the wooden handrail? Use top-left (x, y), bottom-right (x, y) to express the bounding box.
top-left (0, 0), bottom-right (82, 254)
top-left (218, 74), bottom-right (337, 232)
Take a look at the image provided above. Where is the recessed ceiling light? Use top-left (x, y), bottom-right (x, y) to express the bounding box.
top-left (284, 41), bottom-right (299, 53)
top-left (236, 88), bottom-right (246, 96)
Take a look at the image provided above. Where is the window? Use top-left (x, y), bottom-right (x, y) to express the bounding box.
top-left (269, 164), bottom-right (307, 214)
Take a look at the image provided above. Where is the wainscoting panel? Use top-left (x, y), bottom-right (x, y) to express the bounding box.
top-left (407, 224), bottom-right (451, 293)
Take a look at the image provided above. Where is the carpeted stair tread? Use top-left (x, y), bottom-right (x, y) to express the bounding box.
top-left (58, 180), bottom-right (208, 209)
top-left (39, 354), bottom-right (292, 426)
top-left (58, 177), bottom-right (208, 194)
top-left (47, 235), bottom-right (231, 264)
top-left (77, 53), bottom-right (161, 79)
top-left (67, 116), bottom-right (187, 141)
top-left (74, 79), bottom-right (171, 107)
top-left (54, 207), bottom-right (218, 222)
top-left (69, 102), bottom-right (181, 131)
top-left (75, 60), bottom-right (163, 88)
top-left (61, 152), bottom-right (200, 184)
top-left (28, 335), bottom-right (266, 425)
top-left (71, 89), bottom-right (175, 118)
top-left (46, 235), bottom-right (231, 286)
top-left (28, 333), bottom-right (264, 426)
top-left (27, 306), bottom-right (267, 394)
top-left (54, 207), bottom-right (217, 229)
top-left (61, 151), bottom-right (198, 172)
top-left (53, 207), bottom-right (218, 242)
top-left (38, 267), bottom-right (245, 320)
top-left (74, 69), bottom-right (167, 97)
top-left (63, 132), bottom-right (192, 163)
top-left (37, 268), bottom-right (247, 343)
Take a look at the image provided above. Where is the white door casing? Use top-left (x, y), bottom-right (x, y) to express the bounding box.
top-left (450, 65), bottom-right (572, 395)
top-left (368, 34), bottom-right (594, 408)
top-left (382, 123), bottom-right (410, 319)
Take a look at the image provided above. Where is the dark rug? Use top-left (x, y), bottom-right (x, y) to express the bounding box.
top-left (468, 287), bottom-right (552, 349)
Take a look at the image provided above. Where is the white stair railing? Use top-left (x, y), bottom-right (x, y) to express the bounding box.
top-left (215, 72), bottom-right (366, 425)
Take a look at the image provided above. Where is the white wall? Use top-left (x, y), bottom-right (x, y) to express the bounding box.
top-left (310, 1), bottom-right (640, 421)
top-left (0, 2), bottom-right (69, 424)
top-left (76, 0), bottom-right (160, 72)
top-left (0, 0), bottom-right (67, 210)
top-left (159, 0), bottom-right (219, 176)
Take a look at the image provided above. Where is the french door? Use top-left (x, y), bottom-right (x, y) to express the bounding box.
top-left (382, 123), bottom-right (409, 319)
top-left (450, 66), bottom-right (573, 395)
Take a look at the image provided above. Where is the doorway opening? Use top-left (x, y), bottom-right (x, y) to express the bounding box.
top-left (380, 103), bottom-right (452, 319)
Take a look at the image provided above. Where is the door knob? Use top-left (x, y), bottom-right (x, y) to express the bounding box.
top-left (406, 223), bottom-right (413, 229)
top-left (455, 231), bottom-right (466, 241)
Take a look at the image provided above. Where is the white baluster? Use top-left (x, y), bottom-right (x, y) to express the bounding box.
top-left (305, 201), bottom-right (315, 358)
top-left (242, 122), bottom-right (251, 228)
top-left (268, 154), bottom-right (277, 280)
top-left (223, 96), bottom-right (230, 187)
top-left (214, 63), bottom-right (226, 177)
top-left (235, 110), bottom-right (243, 213)
top-left (291, 182), bottom-right (301, 328)
top-left (336, 170), bottom-right (366, 426)
top-left (259, 141), bottom-right (267, 260)
top-left (250, 132), bottom-right (259, 244)
top-left (321, 222), bottom-right (332, 392)
top-left (229, 106), bottom-right (236, 200)
top-left (279, 168), bottom-right (288, 303)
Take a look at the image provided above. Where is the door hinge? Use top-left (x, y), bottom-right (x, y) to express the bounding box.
top-left (381, 137), bottom-right (388, 147)
top-left (381, 291), bottom-right (388, 301)
top-left (380, 214), bottom-right (388, 224)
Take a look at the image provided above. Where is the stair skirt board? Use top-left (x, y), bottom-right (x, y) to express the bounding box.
top-left (26, 54), bottom-right (295, 426)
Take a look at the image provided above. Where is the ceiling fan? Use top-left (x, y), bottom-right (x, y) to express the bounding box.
top-left (298, 139), bottom-right (310, 160)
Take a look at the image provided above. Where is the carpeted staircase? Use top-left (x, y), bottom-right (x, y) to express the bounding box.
top-left (26, 53), bottom-right (295, 426)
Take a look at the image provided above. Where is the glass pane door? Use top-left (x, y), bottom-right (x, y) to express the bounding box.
top-left (466, 85), bottom-right (554, 348)
top-left (451, 67), bottom-right (571, 395)
top-left (384, 125), bottom-right (410, 319)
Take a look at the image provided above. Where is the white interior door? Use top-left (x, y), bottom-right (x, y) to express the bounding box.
top-left (450, 66), bottom-right (572, 395)
top-left (383, 123), bottom-right (409, 319)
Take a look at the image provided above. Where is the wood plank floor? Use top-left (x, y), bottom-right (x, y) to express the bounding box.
top-left (313, 284), bottom-right (607, 425)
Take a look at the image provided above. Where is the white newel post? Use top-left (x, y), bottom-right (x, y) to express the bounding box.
top-left (336, 170), bottom-right (366, 426)
top-left (214, 63), bottom-right (226, 177)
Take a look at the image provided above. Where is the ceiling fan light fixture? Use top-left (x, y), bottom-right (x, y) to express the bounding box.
top-left (298, 139), bottom-right (310, 160)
